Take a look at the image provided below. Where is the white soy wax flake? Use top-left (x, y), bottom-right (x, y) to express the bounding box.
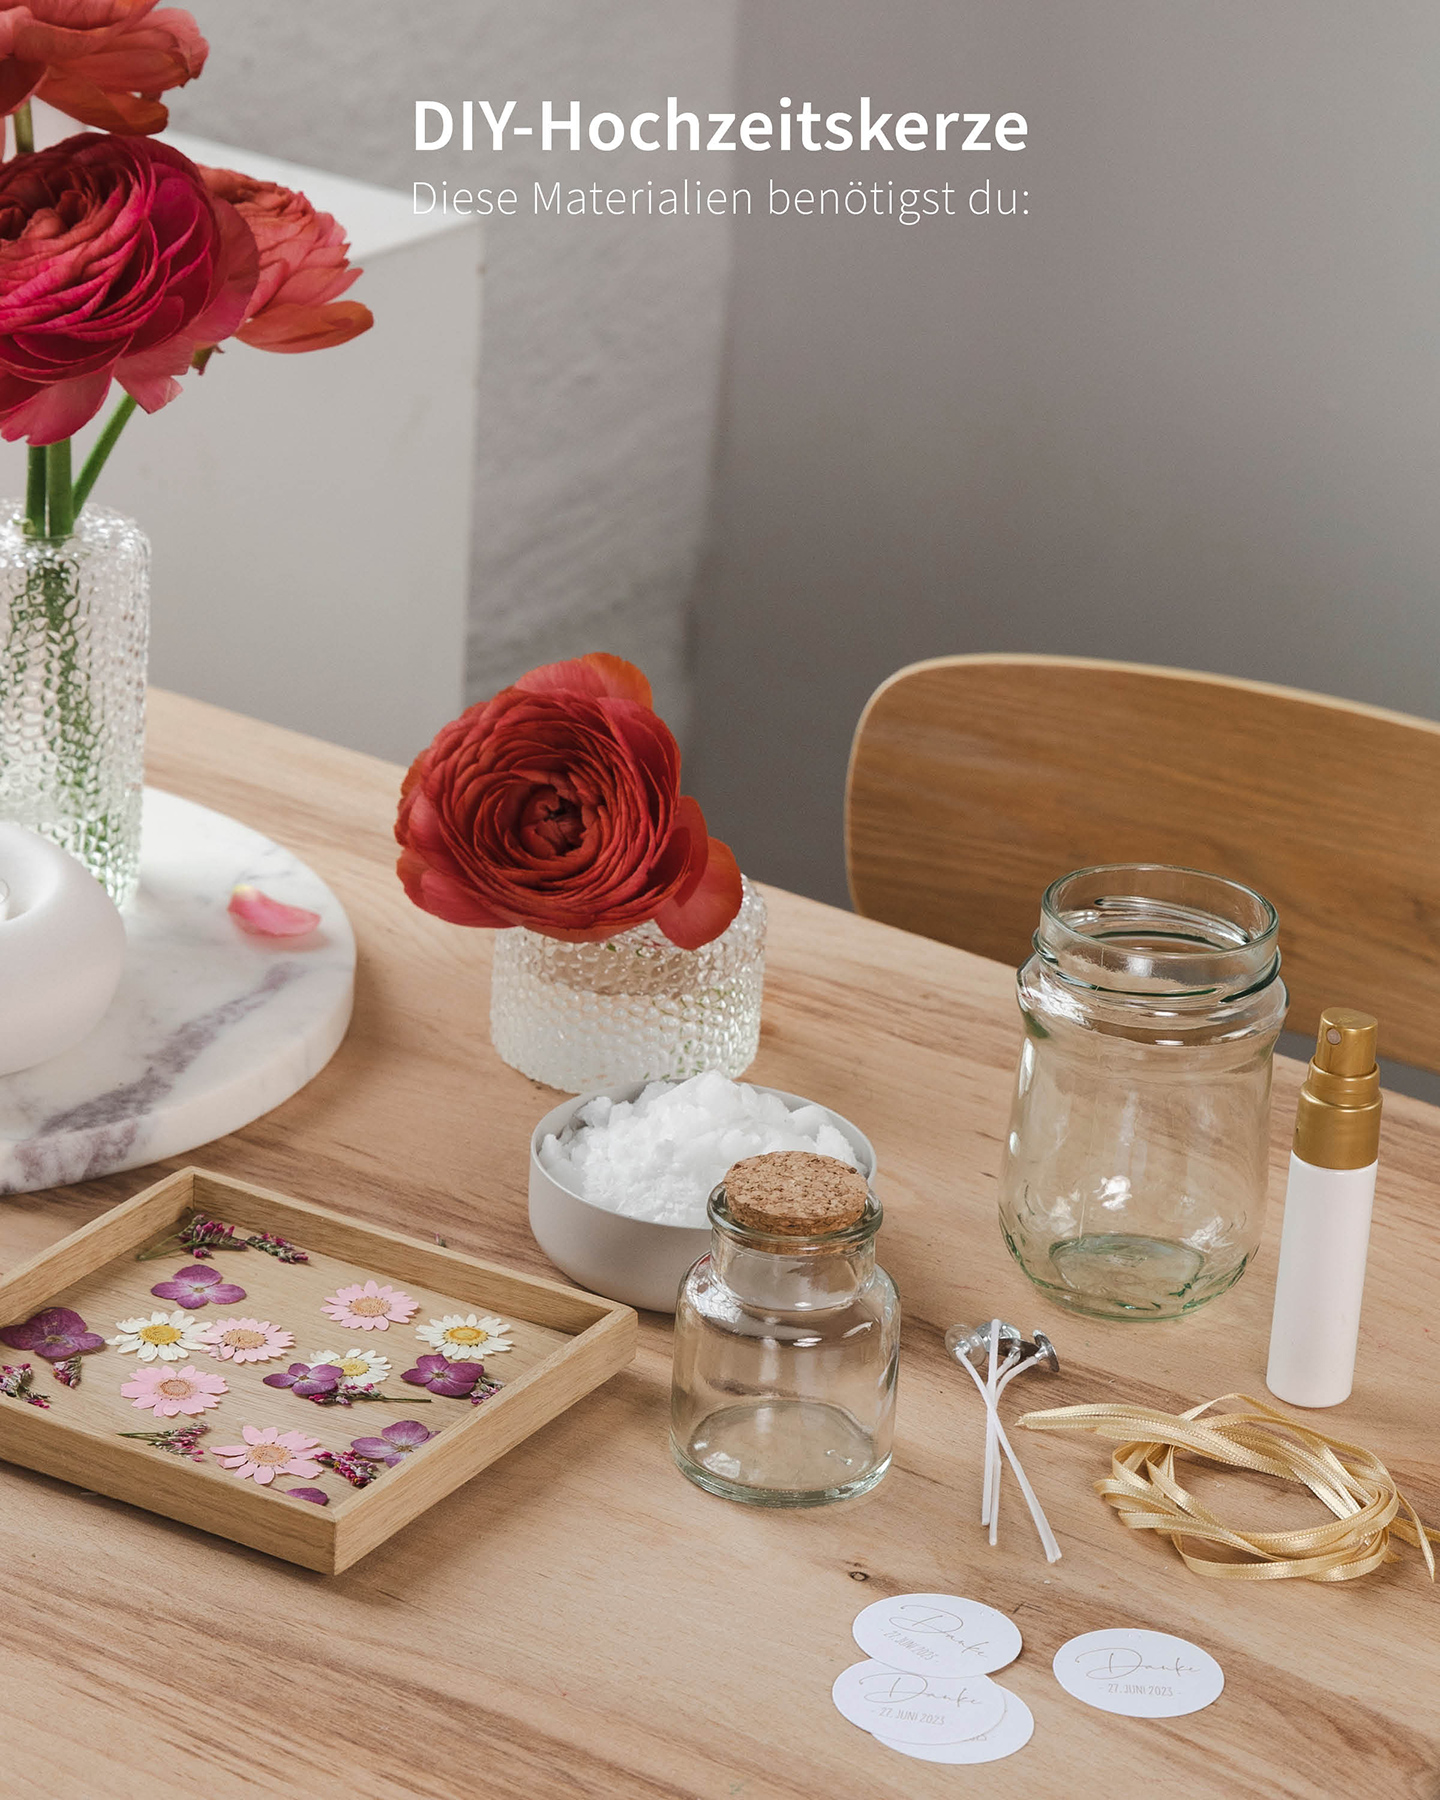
top-left (876, 1690), bottom-right (1035, 1764)
top-left (831, 1662), bottom-right (1007, 1746)
top-left (1052, 1628), bottom-right (1224, 1718)
top-left (538, 1072), bottom-right (860, 1227)
top-left (852, 1592), bottom-right (1022, 1678)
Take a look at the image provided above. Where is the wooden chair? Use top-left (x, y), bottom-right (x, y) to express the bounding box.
top-left (846, 654), bottom-right (1440, 1072)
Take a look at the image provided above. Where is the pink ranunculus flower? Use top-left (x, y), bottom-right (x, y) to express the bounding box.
top-left (0, 0), bottom-right (206, 136)
top-left (199, 166), bottom-right (373, 354)
top-left (0, 131), bottom-right (257, 444)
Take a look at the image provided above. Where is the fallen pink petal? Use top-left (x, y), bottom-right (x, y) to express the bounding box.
top-left (227, 884), bottom-right (321, 937)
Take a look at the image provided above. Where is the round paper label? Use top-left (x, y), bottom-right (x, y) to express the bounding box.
top-left (1052, 1628), bottom-right (1224, 1718)
top-left (831, 1661), bottom-right (1008, 1745)
top-left (875, 1690), bottom-right (1035, 1764)
top-left (852, 1592), bottom-right (1023, 1677)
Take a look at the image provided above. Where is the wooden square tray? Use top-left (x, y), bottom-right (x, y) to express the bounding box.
top-left (0, 1167), bottom-right (636, 1572)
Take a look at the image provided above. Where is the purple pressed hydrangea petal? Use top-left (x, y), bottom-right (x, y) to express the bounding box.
top-left (292, 1367), bottom-right (342, 1397)
top-left (151, 1264), bottom-right (248, 1309)
top-left (285, 1486), bottom-right (330, 1505)
top-left (349, 1435), bottom-right (397, 1459)
top-left (401, 1356), bottom-right (481, 1397)
top-left (0, 1307), bottom-right (105, 1359)
top-left (263, 1363), bottom-right (312, 1390)
top-left (204, 1281), bottom-right (248, 1305)
top-left (382, 1419), bottom-right (434, 1449)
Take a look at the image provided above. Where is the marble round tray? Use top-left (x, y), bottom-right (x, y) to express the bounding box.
top-left (0, 788), bottom-right (355, 1196)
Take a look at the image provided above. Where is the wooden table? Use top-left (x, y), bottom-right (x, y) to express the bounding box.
top-left (2, 691), bottom-right (1436, 1800)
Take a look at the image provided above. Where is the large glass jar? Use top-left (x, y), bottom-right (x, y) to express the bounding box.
top-left (998, 864), bottom-right (1287, 1322)
top-left (671, 1157), bottom-right (900, 1506)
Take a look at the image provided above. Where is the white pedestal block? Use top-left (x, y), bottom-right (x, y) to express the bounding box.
top-left (0, 788), bottom-right (355, 1195)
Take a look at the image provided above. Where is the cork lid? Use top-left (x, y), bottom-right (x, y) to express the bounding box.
top-left (721, 1151), bottom-right (869, 1237)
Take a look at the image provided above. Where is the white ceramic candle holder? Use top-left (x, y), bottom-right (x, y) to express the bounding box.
top-left (0, 822), bottom-right (126, 1076)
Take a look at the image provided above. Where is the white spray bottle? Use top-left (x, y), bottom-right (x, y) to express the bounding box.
top-left (1265, 1008), bottom-right (1381, 1409)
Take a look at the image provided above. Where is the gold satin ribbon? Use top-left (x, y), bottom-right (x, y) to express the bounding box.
top-left (1019, 1393), bottom-right (1439, 1583)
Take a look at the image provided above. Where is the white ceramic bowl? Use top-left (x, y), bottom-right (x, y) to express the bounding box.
top-left (529, 1082), bottom-right (878, 1314)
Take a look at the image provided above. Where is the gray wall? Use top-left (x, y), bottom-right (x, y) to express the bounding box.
top-left (688, 0), bottom-right (1440, 906)
top-left (170, 0), bottom-right (738, 739)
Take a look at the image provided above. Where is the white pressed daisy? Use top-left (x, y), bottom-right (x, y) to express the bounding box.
top-left (107, 1310), bottom-right (210, 1362)
top-left (415, 1313), bottom-right (514, 1360)
top-left (310, 1346), bottom-right (390, 1391)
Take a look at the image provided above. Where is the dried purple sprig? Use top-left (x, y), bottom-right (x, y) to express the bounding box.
top-left (52, 1356), bottom-right (83, 1389)
top-left (1, 1363), bottom-right (51, 1408)
top-left (468, 1376), bottom-right (504, 1407)
top-left (315, 1448), bottom-right (379, 1489)
top-left (245, 1230), bottom-right (308, 1265)
top-left (136, 1216), bottom-right (244, 1262)
top-left (135, 1215), bottom-right (308, 1264)
top-left (119, 1423), bottom-right (209, 1461)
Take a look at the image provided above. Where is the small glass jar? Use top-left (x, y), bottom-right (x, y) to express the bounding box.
top-left (998, 863), bottom-right (1287, 1322)
top-left (671, 1175), bottom-right (900, 1506)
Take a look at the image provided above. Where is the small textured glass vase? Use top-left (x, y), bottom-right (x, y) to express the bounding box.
top-left (489, 877), bottom-right (767, 1092)
top-left (0, 502), bottom-right (149, 905)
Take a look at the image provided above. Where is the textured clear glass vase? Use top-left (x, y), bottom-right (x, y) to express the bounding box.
top-left (490, 878), bottom-right (767, 1092)
top-left (0, 502), bottom-right (149, 906)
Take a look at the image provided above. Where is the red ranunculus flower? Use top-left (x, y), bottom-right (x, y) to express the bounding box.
top-left (0, 131), bottom-right (257, 444)
top-left (0, 0), bottom-right (206, 136)
top-left (396, 654), bottom-right (744, 951)
top-left (199, 166), bottom-right (373, 354)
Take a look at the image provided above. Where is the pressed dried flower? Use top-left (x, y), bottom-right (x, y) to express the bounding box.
top-left (150, 1263), bottom-right (247, 1310)
top-left (121, 1363), bottom-right (227, 1418)
top-left (322, 1280), bottom-right (417, 1332)
top-left (314, 1448), bottom-right (378, 1489)
top-left (310, 1347), bottom-right (390, 1392)
top-left (0, 1363), bottom-right (50, 1408)
top-left (213, 1425), bottom-right (323, 1485)
top-left (401, 1354), bottom-right (495, 1400)
top-left (0, 1306), bottom-right (105, 1361)
top-left (415, 1313), bottom-right (513, 1360)
top-left (200, 1317), bottom-right (294, 1365)
top-left (52, 1356), bottom-right (83, 1389)
top-left (263, 1360), bottom-right (346, 1402)
top-left (349, 1418), bottom-right (434, 1467)
top-left (284, 1486), bottom-right (330, 1505)
top-left (108, 1310), bottom-right (210, 1361)
top-left (119, 1423), bottom-right (209, 1461)
top-left (246, 1230), bottom-right (308, 1265)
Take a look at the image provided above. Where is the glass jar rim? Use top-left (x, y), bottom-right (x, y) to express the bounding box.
top-left (707, 1183), bottom-right (883, 1252)
top-left (1036, 862), bottom-right (1280, 999)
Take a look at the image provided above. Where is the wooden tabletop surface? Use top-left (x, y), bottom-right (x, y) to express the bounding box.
top-left (2, 690), bottom-right (1436, 1800)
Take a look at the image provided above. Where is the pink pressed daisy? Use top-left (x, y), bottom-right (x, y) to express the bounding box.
top-left (213, 1426), bottom-right (324, 1486)
top-left (321, 1280), bottom-right (417, 1332)
top-left (200, 1317), bottom-right (295, 1364)
top-left (121, 1364), bottom-right (229, 1419)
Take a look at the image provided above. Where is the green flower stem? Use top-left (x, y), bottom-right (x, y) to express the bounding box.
top-left (13, 100), bottom-right (34, 155)
top-left (24, 447), bottom-right (46, 537)
top-left (44, 439), bottom-right (74, 540)
top-left (74, 394), bottom-right (138, 512)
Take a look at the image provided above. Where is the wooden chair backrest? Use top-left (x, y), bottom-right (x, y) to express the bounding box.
top-left (846, 654), bottom-right (1440, 1071)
